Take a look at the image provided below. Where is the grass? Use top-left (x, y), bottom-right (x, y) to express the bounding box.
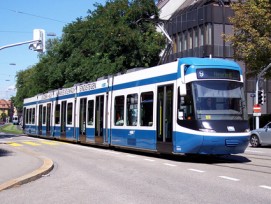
top-left (0, 123), bottom-right (23, 135)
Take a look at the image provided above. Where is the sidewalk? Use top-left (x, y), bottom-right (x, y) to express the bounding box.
top-left (0, 137), bottom-right (54, 191)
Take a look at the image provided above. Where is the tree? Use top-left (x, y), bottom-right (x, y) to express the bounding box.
top-left (13, 0), bottom-right (165, 110)
top-left (227, 0), bottom-right (271, 76)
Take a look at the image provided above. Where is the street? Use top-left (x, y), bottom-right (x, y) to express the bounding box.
top-left (0, 134), bottom-right (271, 204)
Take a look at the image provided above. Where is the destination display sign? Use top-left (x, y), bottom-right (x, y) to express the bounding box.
top-left (196, 69), bottom-right (240, 80)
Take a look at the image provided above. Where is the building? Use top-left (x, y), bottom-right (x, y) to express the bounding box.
top-left (0, 99), bottom-right (13, 122)
top-left (157, 0), bottom-right (270, 117)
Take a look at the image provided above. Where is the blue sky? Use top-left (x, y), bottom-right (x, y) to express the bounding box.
top-left (0, 0), bottom-right (106, 100)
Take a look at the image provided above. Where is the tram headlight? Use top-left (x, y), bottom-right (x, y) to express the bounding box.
top-left (199, 122), bottom-right (216, 133)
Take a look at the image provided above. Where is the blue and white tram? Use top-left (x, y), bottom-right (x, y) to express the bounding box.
top-left (23, 57), bottom-right (250, 155)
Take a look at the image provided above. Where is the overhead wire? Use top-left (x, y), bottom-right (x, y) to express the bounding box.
top-left (0, 8), bottom-right (67, 24)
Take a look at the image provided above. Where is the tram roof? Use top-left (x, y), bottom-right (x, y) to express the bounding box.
top-left (178, 57), bottom-right (240, 69)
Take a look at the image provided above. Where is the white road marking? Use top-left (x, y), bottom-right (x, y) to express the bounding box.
top-left (108, 151), bottom-right (120, 155)
top-left (126, 155), bottom-right (136, 158)
top-left (259, 185), bottom-right (271, 190)
top-left (163, 163), bottom-right (177, 167)
top-left (188, 168), bottom-right (205, 173)
top-left (144, 158), bottom-right (155, 162)
top-left (219, 176), bottom-right (240, 181)
top-left (245, 149), bottom-right (263, 153)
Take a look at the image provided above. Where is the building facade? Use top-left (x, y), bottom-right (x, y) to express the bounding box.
top-left (0, 99), bottom-right (13, 122)
top-left (157, 0), bottom-right (271, 117)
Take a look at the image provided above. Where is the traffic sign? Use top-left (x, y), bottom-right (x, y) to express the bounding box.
top-left (253, 104), bottom-right (261, 113)
top-left (253, 112), bottom-right (261, 117)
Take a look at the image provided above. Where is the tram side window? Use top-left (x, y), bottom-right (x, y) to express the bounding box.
top-left (42, 106), bottom-right (46, 124)
top-left (67, 103), bottom-right (73, 125)
top-left (178, 85), bottom-right (195, 120)
top-left (55, 104), bottom-right (60, 124)
top-left (29, 109), bottom-right (32, 124)
top-left (114, 95), bottom-right (124, 126)
top-left (26, 109), bottom-right (29, 124)
top-left (32, 108), bottom-right (35, 124)
top-left (126, 94), bottom-right (138, 126)
top-left (140, 92), bottom-right (153, 126)
top-left (87, 100), bottom-right (94, 126)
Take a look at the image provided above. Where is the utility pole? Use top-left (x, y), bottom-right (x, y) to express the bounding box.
top-left (254, 63), bottom-right (271, 129)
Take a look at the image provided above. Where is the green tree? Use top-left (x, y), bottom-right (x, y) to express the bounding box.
top-left (14, 0), bottom-right (165, 107)
top-left (227, 0), bottom-right (271, 76)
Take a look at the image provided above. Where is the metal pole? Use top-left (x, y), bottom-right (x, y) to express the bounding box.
top-left (0, 40), bottom-right (40, 51)
top-left (255, 63), bottom-right (271, 129)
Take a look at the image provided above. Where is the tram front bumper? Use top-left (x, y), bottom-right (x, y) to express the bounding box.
top-left (198, 136), bottom-right (250, 155)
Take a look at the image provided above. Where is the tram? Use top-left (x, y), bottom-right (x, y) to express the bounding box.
top-left (23, 57), bottom-right (250, 155)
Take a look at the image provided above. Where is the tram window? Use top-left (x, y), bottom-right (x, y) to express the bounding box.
top-left (67, 103), bottom-right (73, 125)
top-left (31, 108), bottom-right (35, 124)
top-left (140, 92), bottom-right (153, 126)
top-left (126, 94), bottom-right (138, 126)
top-left (114, 95), bottom-right (124, 126)
top-left (87, 100), bottom-right (94, 126)
top-left (26, 109), bottom-right (29, 124)
top-left (42, 106), bottom-right (46, 124)
top-left (178, 86), bottom-right (195, 120)
top-left (55, 104), bottom-right (60, 124)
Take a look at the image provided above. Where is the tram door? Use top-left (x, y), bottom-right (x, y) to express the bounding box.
top-left (95, 95), bottom-right (104, 144)
top-left (157, 85), bottom-right (173, 153)
top-left (38, 105), bottom-right (42, 135)
top-left (46, 103), bottom-right (51, 136)
top-left (79, 98), bottom-right (87, 142)
top-left (60, 101), bottom-right (67, 138)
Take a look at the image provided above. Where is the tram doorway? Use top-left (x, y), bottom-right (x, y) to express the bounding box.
top-left (38, 105), bottom-right (42, 135)
top-left (157, 84), bottom-right (173, 153)
top-left (95, 95), bottom-right (104, 144)
top-left (60, 101), bottom-right (67, 139)
top-left (46, 103), bottom-right (51, 136)
top-left (79, 98), bottom-right (87, 142)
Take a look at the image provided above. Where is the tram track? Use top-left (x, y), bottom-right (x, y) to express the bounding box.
top-left (211, 153), bottom-right (271, 175)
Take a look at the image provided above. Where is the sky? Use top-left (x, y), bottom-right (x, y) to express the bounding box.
top-left (0, 0), bottom-right (106, 100)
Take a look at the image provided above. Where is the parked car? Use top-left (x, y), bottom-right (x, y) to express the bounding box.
top-left (250, 122), bottom-right (271, 147)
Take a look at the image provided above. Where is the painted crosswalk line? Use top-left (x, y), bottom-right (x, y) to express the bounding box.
top-left (8, 142), bottom-right (23, 147)
top-left (22, 141), bottom-right (41, 146)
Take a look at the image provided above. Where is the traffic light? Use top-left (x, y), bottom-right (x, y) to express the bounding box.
top-left (29, 29), bottom-right (46, 52)
top-left (262, 90), bottom-right (266, 104)
top-left (258, 89), bottom-right (265, 105)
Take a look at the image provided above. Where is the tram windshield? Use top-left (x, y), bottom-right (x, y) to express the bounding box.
top-left (192, 81), bottom-right (248, 120)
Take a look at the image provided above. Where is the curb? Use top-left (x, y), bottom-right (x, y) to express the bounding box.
top-left (0, 155), bottom-right (54, 191)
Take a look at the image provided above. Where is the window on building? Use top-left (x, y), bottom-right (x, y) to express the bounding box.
top-left (189, 29), bottom-right (193, 49)
top-left (140, 92), bottom-right (153, 126)
top-left (183, 32), bottom-right (187, 51)
top-left (200, 26), bottom-right (204, 46)
top-left (178, 32), bottom-right (182, 52)
top-left (126, 94), bottom-right (138, 126)
top-left (173, 34), bottom-right (177, 53)
top-left (114, 95), bottom-right (124, 126)
top-left (194, 28), bottom-right (198, 48)
top-left (206, 23), bottom-right (212, 45)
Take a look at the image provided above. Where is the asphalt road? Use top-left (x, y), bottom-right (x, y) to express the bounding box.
top-left (0, 135), bottom-right (271, 204)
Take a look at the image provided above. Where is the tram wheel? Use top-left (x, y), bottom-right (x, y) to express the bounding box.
top-left (250, 134), bottom-right (260, 147)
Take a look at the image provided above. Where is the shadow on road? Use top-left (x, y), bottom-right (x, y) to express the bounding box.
top-left (108, 146), bottom-right (252, 164)
top-left (0, 148), bottom-right (13, 157)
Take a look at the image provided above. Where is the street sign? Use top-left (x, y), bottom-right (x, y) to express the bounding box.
top-left (253, 112), bottom-right (261, 117)
top-left (253, 104), bottom-right (261, 113)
